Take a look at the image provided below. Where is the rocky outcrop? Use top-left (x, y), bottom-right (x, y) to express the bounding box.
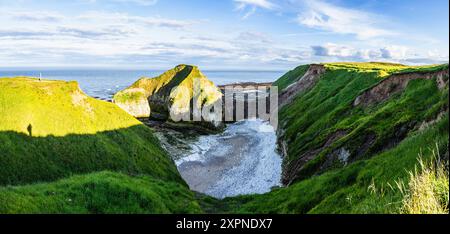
top-left (417, 109), bottom-right (448, 132)
top-left (114, 88), bottom-right (150, 118)
top-left (279, 64), bottom-right (326, 107)
top-left (113, 65), bottom-right (223, 125)
top-left (218, 82), bottom-right (273, 91)
top-left (282, 130), bottom-right (348, 185)
top-left (354, 67), bottom-right (449, 107)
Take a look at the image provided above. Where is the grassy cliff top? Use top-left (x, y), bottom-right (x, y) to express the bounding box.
top-left (324, 62), bottom-right (409, 70)
top-left (0, 77), bottom-right (183, 186)
top-left (324, 62), bottom-right (448, 76)
top-left (0, 77), bottom-right (142, 137)
top-left (274, 62), bottom-right (449, 91)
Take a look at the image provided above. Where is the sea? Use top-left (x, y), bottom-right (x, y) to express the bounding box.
top-left (0, 69), bottom-right (284, 101)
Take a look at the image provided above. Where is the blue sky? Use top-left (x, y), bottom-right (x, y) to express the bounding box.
top-left (0, 0), bottom-right (448, 70)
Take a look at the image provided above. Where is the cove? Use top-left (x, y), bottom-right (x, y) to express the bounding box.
top-left (174, 119), bottom-right (282, 199)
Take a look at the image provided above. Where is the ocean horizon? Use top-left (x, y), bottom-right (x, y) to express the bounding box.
top-left (0, 69), bottom-right (284, 100)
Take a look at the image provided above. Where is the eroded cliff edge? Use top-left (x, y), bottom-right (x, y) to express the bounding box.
top-left (275, 63), bottom-right (449, 185)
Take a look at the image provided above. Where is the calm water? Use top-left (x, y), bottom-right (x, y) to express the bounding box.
top-left (0, 69), bottom-right (283, 100)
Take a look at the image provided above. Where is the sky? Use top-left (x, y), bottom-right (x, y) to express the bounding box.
top-left (0, 0), bottom-right (448, 70)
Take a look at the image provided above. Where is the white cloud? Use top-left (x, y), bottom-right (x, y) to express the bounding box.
top-left (234, 0), bottom-right (276, 9)
top-left (311, 43), bottom-right (356, 57)
top-left (308, 43), bottom-right (449, 65)
top-left (236, 31), bottom-right (272, 44)
top-left (311, 43), bottom-right (412, 61)
top-left (379, 46), bottom-right (408, 59)
top-left (113, 0), bottom-right (158, 5)
top-left (427, 50), bottom-right (449, 61)
top-left (0, 8), bottom-right (309, 68)
top-left (85, 0), bottom-right (158, 6)
top-left (0, 2), bottom-right (445, 69)
top-left (8, 10), bottom-right (65, 22)
top-left (242, 7), bottom-right (257, 19)
top-left (297, 0), bottom-right (395, 39)
top-left (77, 11), bottom-right (195, 29)
top-left (0, 9), bottom-right (202, 65)
top-left (234, 0), bottom-right (276, 19)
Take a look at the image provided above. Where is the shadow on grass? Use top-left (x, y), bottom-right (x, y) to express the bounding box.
top-left (0, 125), bottom-right (184, 187)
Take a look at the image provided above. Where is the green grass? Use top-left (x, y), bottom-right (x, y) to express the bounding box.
top-left (0, 171), bottom-right (202, 214)
top-left (113, 90), bottom-right (146, 104)
top-left (393, 63), bottom-right (449, 74)
top-left (272, 64), bottom-right (309, 91)
top-left (0, 77), bottom-right (182, 186)
top-left (396, 153), bottom-right (449, 214)
top-left (324, 62), bottom-right (411, 72)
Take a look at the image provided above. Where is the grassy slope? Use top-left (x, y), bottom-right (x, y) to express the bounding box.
top-left (1, 77), bottom-right (141, 136)
top-left (279, 63), bottom-right (448, 181)
top-left (214, 62), bottom-right (449, 214)
top-left (0, 77), bottom-right (182, 185)
top-left (272, 64), bottom-right (310, 91)
top-left (113, 65), bottom-right (188, 104)
top-left (0, 172), bottom-right (201, 214)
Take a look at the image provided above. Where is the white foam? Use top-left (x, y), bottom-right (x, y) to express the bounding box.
top-left (175, 136), bottom-right (217, 166)
top-left (176, 119), bottom-right (282, 198)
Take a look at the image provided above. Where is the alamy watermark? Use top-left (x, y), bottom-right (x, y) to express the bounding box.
top-left (169, 78), bottom-right (279, 130)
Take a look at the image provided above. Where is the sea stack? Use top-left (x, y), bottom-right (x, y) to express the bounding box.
top-left (113, 65), bottom-right (223, 124)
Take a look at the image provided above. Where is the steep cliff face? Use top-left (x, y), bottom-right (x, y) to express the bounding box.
top-left (272, 64), bottom-right (310, 91)
top-left (113, 88), bottom-right (151, 118)
top-left (113, 65), bottom-right (223, 123)
top-left (354, 67), bottom-right (449, 106)
top-left (279, 64), bottom-right (326, 107)
top-left (275, 63), bottom-right (449, 185)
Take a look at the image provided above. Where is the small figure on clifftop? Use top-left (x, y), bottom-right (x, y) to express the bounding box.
top-left (27, 124), bottom-right (32, 137)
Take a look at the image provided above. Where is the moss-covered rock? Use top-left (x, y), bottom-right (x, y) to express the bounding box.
top-left (113, 65), bottom-right (223, 123)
